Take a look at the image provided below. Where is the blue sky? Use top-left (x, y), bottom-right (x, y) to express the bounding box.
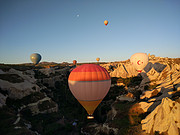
top-left (0, 0), bottom-right (180, 64)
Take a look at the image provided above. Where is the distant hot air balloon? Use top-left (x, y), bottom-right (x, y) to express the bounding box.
top-left (68, 64), bottom-right (111, 119)
top-left (130, 53), bottom-right (149, 73)
top-left (104, 20), bottom-right (108, 26)
top-left (30, 53), bottom-right (41, 65)
top-left (73, 60), bottom-right (77, 65)
top-left (96, 57), bottom-right (100, 62)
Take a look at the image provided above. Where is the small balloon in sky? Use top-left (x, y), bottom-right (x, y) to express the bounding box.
top-left (73, 60), bottom-right (77, 65)
top-left (96, 57), bottom-right (100, 62)
top-left (77, 14), bottom-right (80, 17)
top-left (104, 20), bottom-right (108, 26)
top-left (30, 53), bottom-right (41, 65)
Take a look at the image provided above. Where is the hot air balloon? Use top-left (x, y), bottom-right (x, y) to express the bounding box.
top-left (104, 20), bottom-right (108, 26)
top-left (73, 60), bottom-right (77, 65)
top-left (96, 57), bottom-right (100, 62)
top-left (68, 64), bottom-right (111, 119)
top-left (30, 53), bottom-right (41, 65)
top-left (130, 53), bottom-right (149, 73)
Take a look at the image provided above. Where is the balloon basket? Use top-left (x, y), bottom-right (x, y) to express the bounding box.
top-left (87, 115), bottom-right (94, 119)
top-left (137, 70), bottom-right (142, 73)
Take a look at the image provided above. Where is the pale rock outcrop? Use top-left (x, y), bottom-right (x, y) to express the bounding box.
top-left (0, 69), bottom-right (5, 74)
top-left (139, 62), bottom-right (180, 100)
top-left (141, 97), bottom-right (180, 135)
top-left (20, 96), bottom-right (58, 115)
top-left (149, 54), bottom-right (155, 60)
top-left (13, 113), bottom-right (21, 125)
top-left (41, 76), bottom-right (64, 88)
top-left (82, 123), bottom-right (118, 135)
top-left (39, 67), bottom-right (69, 88)
top-left (39, 66), bottom-right (69, 77)
top-left (39, 68), bottom-right (55, 76)
top-left (0, 93), bottom-right (7, 107)
top-left (146, 67), bottom-right (160, 81)
top-left (0, 68), bottom-right (40, 99)
top-left (107, 103), bottom-right (117, 121)
top-left (116, 92), bottom-right (135, 102)
top-left (8, 68), bottom-right (36, 83)
top-left (116, 82), bottom-right (125, 86)
top-left (139, 102), bottom-right (154, 112)
top-left (175, 64), bottom-right (180, 71)
top-left (102, 63), bottom-right (138, 78)
top-left (106, 58), bottom-right (180, 80)
top-left (140, 90), bottom-right (155, 99)
top-left (95, 123), bottom-right (118, 135)
top-left (7, 87), bottom-right (34, 99)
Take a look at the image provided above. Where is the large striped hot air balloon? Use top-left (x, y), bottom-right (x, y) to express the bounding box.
top-left (68, 64), bottom-right (111, 119)
top-left (130, 53), bottom-right (149, 73)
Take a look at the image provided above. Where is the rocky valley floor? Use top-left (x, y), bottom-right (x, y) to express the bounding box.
top-left (0, 57), bottom-right (180, 135)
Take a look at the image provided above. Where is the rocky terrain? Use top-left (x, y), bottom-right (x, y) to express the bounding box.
top-left (0, 56), bottom-right (180, 135)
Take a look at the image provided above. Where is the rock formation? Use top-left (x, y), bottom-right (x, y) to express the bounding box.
top-left (0, 68), bottom-right (40, 99)
top-left (0, 57), bottom-right (179, 135)
top-left (0, 66), bottom-right (69, 115)
top-left (141, 97), bottom-right (180, 135)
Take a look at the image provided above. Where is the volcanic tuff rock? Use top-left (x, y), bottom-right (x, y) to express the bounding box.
top-left (102, 57), bottom-right (180, 113)
top-left (116, 92), bottom-right (135, 102)
top-left (81, 123), bottom-right (118, 135)
top-left (102, 62), bottom-right (138, 78)
top-left (20, 94), bottom-right (58, 115)
top-left (141, 97), bottom-right (180, 135)
top-left (0, 57), bottom-right (179, 135)
top-left (0, 66), bottom-right (69, 115)
top-left (139, 64), bottom-right (180, 112)
top-left (0, 68), bottom-right (40, 99)
top-left (38, 67), bottom-right (70, 88)
top-left (0, 93), bottom-right (7, 107)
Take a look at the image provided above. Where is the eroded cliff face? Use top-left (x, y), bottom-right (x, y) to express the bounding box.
top-left (0, 65), bottom-right (73, 135)
top-left (141, 97), bottom-right (180, 135)
top-left (0, 68), bottom-right (40, 100)
top-left (0, 65), bottom-right (70, 116)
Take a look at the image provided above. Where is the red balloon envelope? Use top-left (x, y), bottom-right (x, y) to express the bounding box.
top-left (68, 64), bottom-right (111, 119)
